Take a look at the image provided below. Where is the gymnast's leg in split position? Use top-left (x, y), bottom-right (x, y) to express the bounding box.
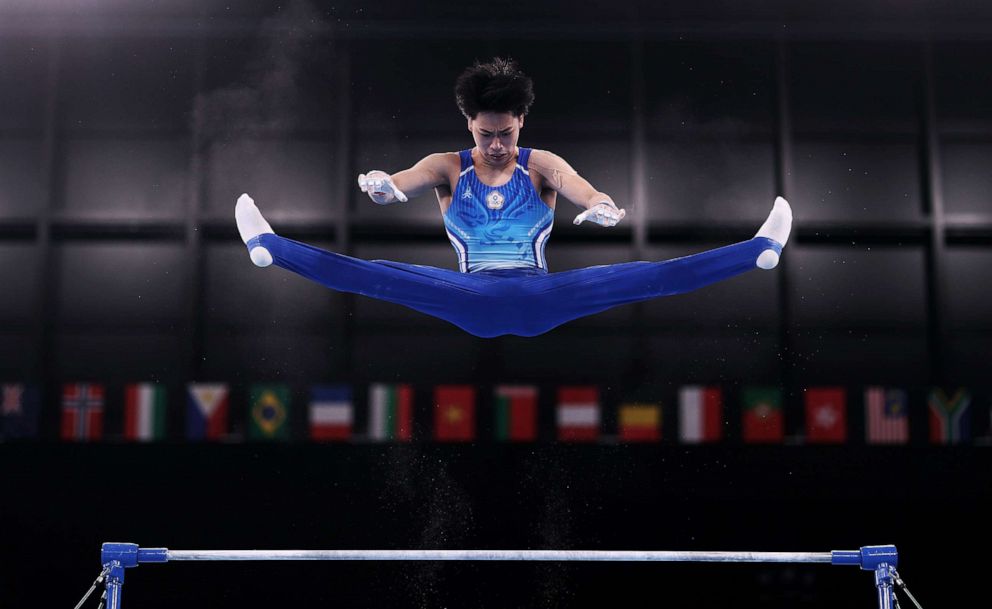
top-left (234, 194), bottom-right (792, 338)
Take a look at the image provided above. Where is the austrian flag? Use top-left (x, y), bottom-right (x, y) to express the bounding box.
top-left (557, 386), bottom-right (600, 442)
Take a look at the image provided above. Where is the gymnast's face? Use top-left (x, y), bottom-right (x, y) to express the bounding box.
top-left (468, 111), bottom-right (524, 166)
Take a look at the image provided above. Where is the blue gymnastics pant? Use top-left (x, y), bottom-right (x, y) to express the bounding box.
top-left (249, 233), bottom-right (781, 338)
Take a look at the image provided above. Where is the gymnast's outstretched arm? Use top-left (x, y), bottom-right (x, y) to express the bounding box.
top-left (356, 153), bottom-right (457, 205)
top-left (527, 149), bottom-right (627, 227)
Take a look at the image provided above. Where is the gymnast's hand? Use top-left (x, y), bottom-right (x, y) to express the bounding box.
top-left (573, 201), bottom-right (626, 227)
top-left (358, 170), bottom-right (409, 205)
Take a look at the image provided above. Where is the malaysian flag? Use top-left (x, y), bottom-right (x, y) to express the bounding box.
top-left (865, 387), bottom-right (909, 444)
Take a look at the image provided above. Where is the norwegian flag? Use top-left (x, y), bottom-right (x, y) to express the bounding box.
top-left (61, 383), bottom-right (105, 441)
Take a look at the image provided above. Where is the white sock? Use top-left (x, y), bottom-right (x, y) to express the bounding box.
top-left (234, 193), bottom-right (274, 267)
top-left (754, 196), bottom-right (793, 270)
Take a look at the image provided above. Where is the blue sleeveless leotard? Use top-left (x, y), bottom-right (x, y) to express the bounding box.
top-left (443, 148), bottom-right (554, 273)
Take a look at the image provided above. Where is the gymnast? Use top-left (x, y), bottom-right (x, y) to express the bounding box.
top-left (235, 57), bottom-right (792, 338)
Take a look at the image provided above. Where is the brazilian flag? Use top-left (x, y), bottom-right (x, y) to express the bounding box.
top-left (249, 384), bottom-right (291, 441)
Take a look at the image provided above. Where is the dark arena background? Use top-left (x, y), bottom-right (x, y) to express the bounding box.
top-left (1, 1), bottom-right (991, 608)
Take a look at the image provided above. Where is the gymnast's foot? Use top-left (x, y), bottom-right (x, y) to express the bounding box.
top-left (235, 193), bottom-right (274, 267)
top-left (754, 196), bottom-right (792, 270)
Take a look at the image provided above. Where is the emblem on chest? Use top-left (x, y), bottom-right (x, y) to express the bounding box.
top-left (486, 190), bottom-right (505, 210)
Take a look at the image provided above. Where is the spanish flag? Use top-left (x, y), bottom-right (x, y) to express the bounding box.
top-left (619, 403), bottom-right (661, 442)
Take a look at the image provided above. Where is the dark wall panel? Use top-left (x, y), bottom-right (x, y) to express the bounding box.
top-left (645, 140), bottom-right (776, 223)
top-left (0, 36), bottom-right (50, 130)
top-left (203, 36), bottom-right (341, 131)
top-left (935, 42), bottom-right (992, 131)
top-left (60, 37), bottom-right (196, 131)
top-left (61, 138), bottom-right (191, 220)
top-left (945, 248), bottom-right (992, 329)
top-left (941, 143), bottom-right (992, 218)
top-left (352, 333), bottom-right (484, 381)
top-left (0, 333), bottom-right (39, 378)
top-left (204, 241), bottom-right (341, 330)
top-left (945, 331), bottom-right (992, 384)
top-left (351, 40), bottom-right (485, 131)
top-left (201, 330), bottom-right (344, 382)
top-left (644, 42), bottom-right (776, 131)
top-left (55, 242), bottom-right (187, 326)
top-left (792, 142), bottom-right (922, 223)
top-left (489, 40), bottom-right (633, 127)
top-left (646, 333), bottom-right (781, 381)
top-left (53, 332), bottom-right (186, 380)
top-left (0, 244), bottom-right (38, 328)
top-left (791, 332), bottom-right (929, 383)
top-left (0, 139), bottom-right (48, 218)
top-left (790, 42), bottom-right (921, 133)
top-left (788, 246), bottom-right (927, 328)
top-left (205, 139), bottom-right (339, 221)
top-left (499, 333), bottom-right (639, 379)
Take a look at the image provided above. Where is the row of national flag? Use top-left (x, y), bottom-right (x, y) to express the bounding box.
top-left (0, 382), bottom-right (987, 445)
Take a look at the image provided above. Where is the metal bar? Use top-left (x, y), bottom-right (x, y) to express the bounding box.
top-left (164, 549), bottom-right (833, 563)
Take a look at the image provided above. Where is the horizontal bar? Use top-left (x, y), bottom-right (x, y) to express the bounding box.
top-left (165, 549), bottom-right (833, 563)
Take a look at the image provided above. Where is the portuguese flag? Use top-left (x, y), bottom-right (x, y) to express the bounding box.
top-left (741, 386), bottom-right (784, 443)
top-left (495, 385), bottom-right (537, 441)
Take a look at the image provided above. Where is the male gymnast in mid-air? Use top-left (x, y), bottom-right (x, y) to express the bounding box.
top-left (235, 57), bottom-right (792, 338)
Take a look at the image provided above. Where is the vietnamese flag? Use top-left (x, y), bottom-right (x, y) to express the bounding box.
top-left (434, 385), bottom-right (475, 441)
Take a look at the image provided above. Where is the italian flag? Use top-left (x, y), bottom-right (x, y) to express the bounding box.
top-left (678, 385), bottom-right (723, 443)
top-left (557, 386), bottom-right (599, 442)
top-left (495, 385), bottom-right (537, 441)
top-left (124, 383), bottom-right (167, 441)
top-left (369, 383), bottom-right (413, 441)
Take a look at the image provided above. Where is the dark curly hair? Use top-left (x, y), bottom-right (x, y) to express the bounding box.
top-left (454, 57), bottom-right (535, 119)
